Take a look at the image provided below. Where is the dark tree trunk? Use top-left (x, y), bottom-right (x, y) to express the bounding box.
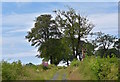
top-left (79, 55), bottom-right (82, 61)
top-left (76, 35), bottom-right (81, 59)
top-left (67, 59), bottom-right (69, 66)
top-left (72, 39), bottom-right (76, 59)
top-left (50, 56), bottom-right (53, 64)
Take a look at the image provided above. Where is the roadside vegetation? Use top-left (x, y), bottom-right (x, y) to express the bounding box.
top-left (2, 55), bottom-right (119, 80)
top-left (66, 56), bottom-right (119, 80)
top-left (2, 60), bottom-right (60, 80)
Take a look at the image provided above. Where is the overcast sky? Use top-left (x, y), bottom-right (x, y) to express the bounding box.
top-left (1, 1), bottom-right (118, 65)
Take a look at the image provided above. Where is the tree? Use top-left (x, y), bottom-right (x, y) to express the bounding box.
top-left (114, 38), bottom-right (120, 50)
top-left (25, 14), bottom-right (61, 64)
top-left (84, 42), bottom-right (95, 56)
top-left (91, 32), bottom-right (116, 57)
top-left (113, 38), bottom-right (120, 58)
top-left (54, 7), bottom-right (94, 60)
top-left (38, 38), bottom-right (68, 66)
top-left (61, 37), bottom-right (72, 66)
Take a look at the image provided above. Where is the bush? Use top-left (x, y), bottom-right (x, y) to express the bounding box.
top-left (2, 60), bottom-right (24, 80)
top-left (90, 56), bottom-right (118, 80)
top-left (70, 59), bottom-right (80, 67)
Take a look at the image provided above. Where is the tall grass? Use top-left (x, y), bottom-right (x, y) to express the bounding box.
top-left (2, 61), bottom-right (58, 80)
top-left (66, 56), bottom-right (119, 80)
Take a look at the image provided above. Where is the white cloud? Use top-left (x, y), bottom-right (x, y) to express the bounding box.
top-left (89, 13), bottom-right (118, 35)
top-left (3, 36), bottom-right (25, 45)
top-left (3, 13), bottom-right (37, 27)
top-left (3, 49), bottom-right (37, 58)
top-left (3, 12), bottom-right (53, 33)
top-left (7, 28), bottom-right (29, 33)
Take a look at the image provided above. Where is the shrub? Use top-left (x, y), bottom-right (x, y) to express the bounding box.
top-left (70, 59), bottom-right (80, 67)
top-left (2, 60), bottom-right (24, 80)
top-left (90, 56), bottom-right (118, 80)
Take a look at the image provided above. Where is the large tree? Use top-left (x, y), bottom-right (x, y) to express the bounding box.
top-left (25, 14), bottom-right (61, 64)
top-left (54, 8), bottom-right (94, 60)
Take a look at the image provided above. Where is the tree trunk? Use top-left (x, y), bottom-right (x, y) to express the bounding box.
top-left (50, 56), bottom-right (53, 64)
top-left (76, 35), bottom-right (80, 59)
top-left (67, 59), bottom-right (69, 66)
top-left (72, 39), bottom-right (76, 59)
top-left (79, 55), bottom-right (82, 61)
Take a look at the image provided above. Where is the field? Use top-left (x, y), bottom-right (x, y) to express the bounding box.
top-left (2, 56), bottom-right (119, 80)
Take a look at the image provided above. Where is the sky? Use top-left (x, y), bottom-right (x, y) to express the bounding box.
top-left (1, 1), bottom-right (119, 65)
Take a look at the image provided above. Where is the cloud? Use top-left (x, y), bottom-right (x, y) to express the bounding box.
top-left (3, 49), bottom-right (37, 58)
top-left (8, 29), bottom-right (28, 33)
top-left (90, 13), bottom-right (117, 27)
top-left (2, 13), bottom-right (37, 27)
top-left (2, 12), bottom-right (53, 33)
top-left (3, 36), bottom-right (26, 45)
top-left (89, 13), bottom-right (118, 36)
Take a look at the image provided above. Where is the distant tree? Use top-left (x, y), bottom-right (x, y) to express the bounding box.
top-left (114, 38), bottom-right (120, 50)
top-left (25, 14), bottom-right (61, 64)
top-left (91, 32), bottom-right (116, 57)
top-left (26, 63), bottom-right (34, 66)
top-left (113, 38), bottom-right (120, 58)
top-left (107, 48), bottom-right (119, 58)
top-left (54, 7), bottom-right (94, 60)
top-left (84, 42), bottom-right (95, 56)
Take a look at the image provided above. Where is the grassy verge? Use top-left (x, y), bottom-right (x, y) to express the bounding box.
top-left (65, 56), bottom-right (119, 80)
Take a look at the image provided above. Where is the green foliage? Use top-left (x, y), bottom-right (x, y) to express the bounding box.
top-left (25, 14), bottom-right (61, 65)
top-left (90, 56), bottom-right (118, 80)
top-left (91, 32), bottom-right (117, 58)
top-left (2, 61), bottom-right (58, 80)
top-left (2, 56), bottom-right (119, 80)
top-left (54, 7), bottom-right (94, 60)
top-left (70, 59), bottom-right (80, 67)
top-left (67, 56), bottom-right (118, 80)
top-left (84, 42), bottom-right (95, 56)
top-left (2, 60), bottom-right (24, 80)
